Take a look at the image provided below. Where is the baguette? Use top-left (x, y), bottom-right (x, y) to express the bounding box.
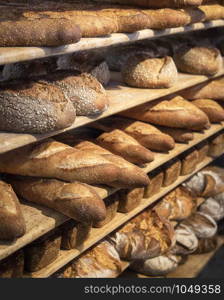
top-left (0, 140), bottom-right (123, 187)
top-left (122, 54), bottom-right (178, 89)
top-left (199, 3), bottom-right (224, 21)
top-left (0, 180), bottom-right (26, 240)
top-left (0, 80), bottom-right (76, 134)
top-left (7, 177), bottom-right (107, 223)
top-left (191, 99), bottom-right (224, 123)
top-left (156, 126), bottom-right (194, 143)
top-left (120, 96), bottom-right (210, 131)
top-left (96, 129), bottom-right (154, 164)
top-left (91, 117), bottom-right (175, 152)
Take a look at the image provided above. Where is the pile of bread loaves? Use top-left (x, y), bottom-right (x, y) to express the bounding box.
top-left (0, 0), bottom-right (223, 46)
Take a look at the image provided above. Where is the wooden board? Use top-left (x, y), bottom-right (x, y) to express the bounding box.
top-left (29, 155), bottom-right (223, 278)
top-left (0, 124), bottom-right (222, 263)
top-left (0, 69), bottom-right (224, 154)
top-left (0, 20), bottom-right (224, 66)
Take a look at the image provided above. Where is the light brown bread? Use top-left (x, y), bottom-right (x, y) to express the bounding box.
top-left (7, 177), bottom-right (107, 223)
top-left (91, 117), bottom-right (175, 152)
top-left (174, 46), bottom-right (222, 75)
top-left (122, 54), bottom-right (178, 88)
top-left (196, 141), bottom-right (209, 163)
top-left (180, 77), bottom-right (224, 100)
top-left (157, 126), bottom-right (194, 143)
top-left (191, 99), bottom-right (224, 123)
top-left (163, 159), bottom-right (182, 187)
top-left (180, 148), bottom-right (199, 175)
top-left (0, 140), bottom-right (123, 187)
top-left (73, 140), bottom-right (150, 188)
top-left (120, 96), bottom-right (210, 131)
top-left (43, 72), bottom-right (109, 116)
top-left (0, 180), bottom-right (26, 241)
top-left (96, 129), bottom-right (154, 164)
top-left (117, 188), bottom-right (144, 213)
top-left (199, 3), bottom-right (224, 21)
top-left (208, 133), bottom-right (224, 157)
top-left (144, 168), bottom-right (164, 198)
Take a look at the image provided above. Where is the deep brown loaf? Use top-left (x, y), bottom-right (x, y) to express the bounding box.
top-left (7, 177), bottom-right (107, 223)
top-left (91, 117), bottom-right (175, 152)
top-left (0, 180), bottom-right (26, 241)
top-left (122, 54), bottom-right (178, 88)
top-left (120, 96), bottom-right (211, 131)
top-left (0, 79), bottom-right (76, 134)
top-left (0, 250), bottom-right (24, 278)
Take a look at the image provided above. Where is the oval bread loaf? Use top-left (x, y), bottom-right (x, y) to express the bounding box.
top-left (191, 99), bottom-right (224, 123)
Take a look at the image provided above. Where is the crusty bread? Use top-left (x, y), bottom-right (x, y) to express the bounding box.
top-left (73, 140), bottom-right (150, 188)
top-left (180, 148), bottom-right (199, 175)
top-left (0, 180), bottom-right (26, 240)
top-left (157, 126), bottom-right (194, 143)
top-left (7, 177), bottom-right (107, 223)
top-left (191, 99), bottom-right (224, 123)
top-left (91, 117), bottom-right (175, 152)
top-left (174, 46), bottom-right (222, 75)
top-left (122, 54), bottom-right (178, 88)
top-left (199, 3), bottom-right (224, 21)
top-left (120, 96), bottom-right (211, 131)
top-left (117, 188), bottom-right (144, 213)
top-left (144, 168), bottom-right (164, 198)
top-left (0, 140), bottom-right (123, 187)
top-left (163, 159), bottom-right (182, 187)
top-left (43, 72), bottom-right (109, 116)
top-left (96, 129), bottom-right (154, 164)
top-left (0, 19), bottom-right (81, 46)
top-left (180, 77), bottom-right (224, 100)
top-left (0, 250), bottom-right (24, 278)
top-left (196, 141), bottom-right (209, 163)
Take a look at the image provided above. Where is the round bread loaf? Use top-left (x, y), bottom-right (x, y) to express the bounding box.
top-left (122, 54), bottom-right (178, 88)
top-left (199, 197), bottom-right (224, 221)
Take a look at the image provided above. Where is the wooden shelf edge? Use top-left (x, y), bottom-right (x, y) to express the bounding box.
top-left (0, 123), bottom-right (222, 263)
top-left (0, 20), bottom-right (224, 66)
top-left (30, 154), bottom-right (223, 278)
top-left (0, 69), bottom-right (224, 155)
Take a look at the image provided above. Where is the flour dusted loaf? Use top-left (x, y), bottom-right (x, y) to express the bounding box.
top-left (117, 188), bottom-right (144, 213)
top-left (120, 96), bottom-right (210, 131)
top-left (144, 168), bottom-right (164, 198)
top-left (180, 77), bottom-right (224, 100)
top-left (91, 116), bottom-right (175, 152)
top-left (60, 221), bottom-right (92, 250)
top-left (163, 159), bottom-right (182, 187)
top-left (174, 46), bottom-right (222, 75)
top-left (122, 54), bottom-right (178, 88)
top-left (96, 129), bottom-right (154, 164)
top-left (194, 236), bottom-right (218, 254)
top-left (24, 229), bottom-right (62, 272)
top-left (180, 148), bottom-right (199, 175)
top-left (43, 72), bottom-right (109, 116)
top-left (0, 250), bottom-right (24, 278)
top-left (57, 240), bottom-right (122, 278)
top-left (0, 180), bottom-right (26, 241)
top-left (199, 197), bottom-right (224, 221)
top-left (157, 126), bottom-right (194, 143)
top-left (191, 99), bottom-right (224, 123)
top-left (0, 79), bottom-right (76, 134)
top-left (7, 177), bottom-right (107, 224)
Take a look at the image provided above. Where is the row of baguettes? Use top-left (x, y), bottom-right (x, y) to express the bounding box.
top-left (0, 1), bottom-right (224, 46)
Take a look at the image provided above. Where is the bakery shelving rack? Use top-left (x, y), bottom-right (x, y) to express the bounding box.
top-left (0, 20), bottom-right (224, 66)
top-left (1, 18), bottom-right (224, 279)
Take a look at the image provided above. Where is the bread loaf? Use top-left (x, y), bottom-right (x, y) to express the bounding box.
top-left (181, 212), bottom-right (217, 239)
top-left (0, 250), bottom-right (24, 278)
top-left (24, 230), bottom-right (61, 272)
top-left (120, 96), bottom-right (211, 131)
top-left (117, 188), bottom-right (144, 213)
top-left (43, 72), bottom-right (109, 116)
top-left (196, 141), bottom-right (209, 163)
top-left (174, 46), bottom-right (222, 75)
top-left (73, 140), bottom-right (150, 188)
top-left (91, 117), bottom-right (175, 152)
top-left (163, 159), bottom-right (182, 187)
top-left (0, 80), bottom-right (76, 133)
top-left (7, 177), bottom-right (107, 223)
top-left (208, 133), bottom-right (224, 157)
top-left (60, 221), bottom-right (91, 250)
top-left (199, 197), bottom-right (224, 221)
top-left (191, 99), bottom-right (224, 123)
top-left (0, 19), bottom-right (81, 46)
top-left (144, 168), bottom-right (164, 198)
top-left (96, 129), bottom-right (155, 164)
top-left (122, 54), bottom-right (178, 88)
top-left (0, 180), bottom-right (26, 240)
top-left (94, 193), bottom-right (119, 227)
top-left (194, 236), bottom-right (218, 254)
top-left (199, 3), bottom-right (224, 21)
top-left (180, 148), bottom-right (199, 175)
top-left (157, 126), bottom-right (194, 143)
top-left (180, 77), bottom-right (224, 100)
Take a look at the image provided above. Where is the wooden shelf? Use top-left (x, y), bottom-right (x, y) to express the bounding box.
top-left (0, 123), bottom-right (222, 264)
top-left (29, 154), bottom-right (223, 278)
top-left (0, 20), bottom-right (224, 66)
top-left (1, 69), bottom-right (224, 155)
